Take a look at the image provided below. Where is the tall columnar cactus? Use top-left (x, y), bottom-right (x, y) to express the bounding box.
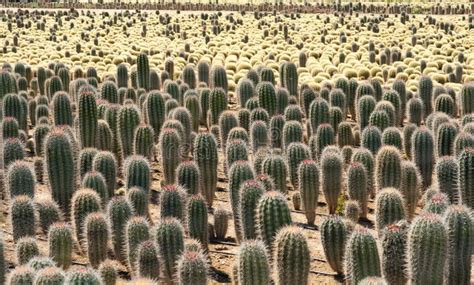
top-left (51, 91), bottom-right (73, 126)
top-left (96, 120), bottom-right (113, 151)
top-left (407, 213), bottom-right (447, 285)
top-left (101, 81), bottom-right (118, 104)
top-left (107, 196), bottom-right (134, 263)
top-left (208, 88), bottom-right (228, 126)
top-left (184, 94), bottom-right (201, 133)
top-left (1, 116), bottom-right (19, 139)
top-left (133, 124), bottom-right (154, 160)
top-left (460, 83), bottom-right (473, 116)
top-left (15, 237), bottom-right (39, 265)
top-left (229, 161), bottom-right (255, 241)
top-left (35, 198), bottom-right (62, 233)
top-left (197, 60), bottom-right (210, 85)
top-left (381, 222), bottom-right (408, 285)
top-left (78, 87), bottom-right (98, 148)
top-left (436, 122), bottom-right (457, 157)
top-left (181, 65), bottom-right (196, 89)
top-left (344, 226), bottom-right (381, 285)
top-left (214, 207), bottom-right (229, 240)
top-left (210, 65), bottom-right (228, 92)
top-left (154, 218), bottom-right (185, 283)
top-left (256, 82), bottom-right (277, 116)
top-left (116, 63), bottom-right (129, 88)
top-left (158, 128), bottom-right (182, 185)
top-left (443, 205), bottom-right (473, 285)
top-left (250, 108), bottom-right (270, 126)
top-left (124, 155), bottom-right (151, 193)
top-left (459, 148), bottom-right (474, 208)
top-left (298, 160), bottom-right (319, 225)
top-left (66, 267), bottom-right (102, 284)
top-left (273, 226), bottom-right (310, 285)
top-left (193, 133), bottom-right (218, 207)
top-left (361, 126), bottom-right (382, 155)
top-left (454, 132), bottom-right (474, 157)
top-left (262, 154), bottom-right (287, 194)
top-left (382, 90), bottom-right (402, 126)
top-left (375, 146), bottom-right (402, 191)
top-left (329, 88), bottom-right (346, 117)
top-left (104, 104), bottom-right (122, 164)
top-left (406, 97), bottom-right (424, 126)
top-left (125, 217), bottom-right (150, 272)
top-left (84, 213), bottom-right (109, 268)
top-left (435, 94), bottom-right (455, 117)
top-left (159, 184), bottom-right (186, 222)
top-left (418, 76), bottom-right (433, 118)
top-left (6, 161), bottom-right (35, 199)
top-left (283, 120), bottom-right (303, 151)
top-left (301, 87), bottom-right (316, 116)
top-left (10, 195), bottom-right (35, 241)
top-left (79, 148), bottom-right (99, 179)
top-left (347, 162), bottom-right (368, 219)
top-left (283, 62), bottom-right (298, 97)
top-left (92, 151), bottom-right (117, 199)
top-left (136, 240), bottom-right (160, 280)
top-left (176, 161), bottom-right (200, 195)
top-left (321, 149), bottom-right (343, 214)
top-left (399, 161), bottom-right (420, 220)
top-left (219, 111), bottom-right (239, 150)
top-left (118, 104), bottom-right (140, 160)
top-left (176, 250), bottom-right (208, 285)
top-left (186, 195), bottom-right (209, 250)
top-left (136, 53), bottom-right (150, 91)
top-left (237, 240), bottom-right (270, 285)
top-left (126, 187), bottom-right (148, 217)
top-left (403, 123), bottom-right (417, 159)
top-left (98, 260), bottom-right (118, 285)
top-left (435, 156), bottom-right (459, 204)
top-left (2, 93), bottom-right (24, 131)
top-left (240, 180), bottom-right (265, 240)
top-left (2, 137), bottom-right (24, 168)
top-left (374, 188), bottom-right (406, 233)
top-left (320, 215), bottom-right (347, 275)
top-left (47, 222), bottom-right (72, 269)
top-left (250, 120), bottom-right (269, 153)
top-left (309, 97), bottom-right (330, 135)
top-left (144, 91), bottom-right (165, 142)
top-left (351, 148), bottom-right (375, 197)
top-left (286, 142), bottom-right (311, 189)
top-left (312, 123), bottom-right (335, 160)
top-left (71, 189), bottom-right (102, 245)
top-left (257, 191), bottom-right (292, 249)
top-left (236, 78), bottom-right (255, 108)
top-left (225, 139), bottom-right (249, 173)
top-left (411, 127), bottom-right (435, 189)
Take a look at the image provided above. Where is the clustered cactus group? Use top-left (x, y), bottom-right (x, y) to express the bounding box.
top-left (0, 5), bottom-right (473, 285)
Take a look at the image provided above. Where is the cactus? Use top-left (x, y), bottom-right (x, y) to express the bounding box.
top-left (1, 116), bottom-right (19, 139)
top-left (34, 267), bottom-right (65, 285)
top-left (96, 120), bottom-right (113, 151)
top-left (193, 133), bottom-right (218, 207)
top-left (398, 161), bottom-right (420, 220)
top-left (321, 149), bottom-right (343, 214)
top-left (154, 218), bottom-right (185, 282)
top-left (443, 205), bottom-right (473, 285)
top-left (116, 63), bottom-right (128, 88)
top-left (219, 111), bottom-right (239, 150)
top-left (81, 172), bottom-right (108, 207)
top-left (411, 127), bottom-right (435, 189)
top-left (176, 250), bottom-right (208, 285)
top-left (214, 207), bottom-right (229, 240)
top-left (35, 198), bottom-right (62, 233)
top-left (284, 105), bottom-right (303, 123)
top-left (84, 213), bottom-right (109, 268)
top-left (424, 192), bottom-right (449, 215)
top-left (79, 148), bottom-right (99, 179)
top-left (344, 200), bottom-right (360, 223)
top-left (382, 127), bottom-right (402, 150)
top-left (136, 53), bottom-right (150, 91)
top-left (347, 162), bottom-right (368, 219)
top-left (236, 78), bottom-right (255, 108)
top-left (134, 240), bottom-right (160, 280)
top-left (406, 97), bottom-right (424, 126)
top-left (78, 87), bottom-right (98, 148)
top-left (312, 124), bottom-right (335, 160)
top-left (15, 237), bottom-right (39, 265)
top-left (144, 91), bottom-right (165, 142)
top-left (104, 104), bottom-right (122, 164)
top-left (92, 151), bottom-right (117, 200)
top-left (286, 142), bottom-right (311, 189)
top-left (298, 160), bottom-right (319, 225)
top-left (184, 94), bottom-right (200, 133)
top-left (10, 195), bottom-right (35, 242)
top-left (276, 88), bottom-right (289, 115)
top-left (239, 180), bottom-right (265, 240)
top-left (418, 76), bottom-right (433, 118)
top-left (256, 82), bottom-right (276, 116)
top-left (6, 161), bottom-right (35, 199)
top-left (175, 161), bottom-right (200, 195)
top-left (361, 126), bottom-right (382, 155)
top-left (273, 226), bottom-right (310, 285)
top-left (454, 132), bottom-right (474, 157)
top-left (48, 222), bottom-right (73, 269)
top-left (237, 240), bottom-right (270, 285)
top-left (124, 155), bottom-right (150, 193)
top-left (2, 137), bottom-right (24, 168)
top-left (337, 121), bottom-right (354, 147)
top-left (7, 266), bottom-right (35, 285)
top-left (301, 87), bottom-right (316, 116)
top-left (208, 88), bottom-right (228, 126)
top-left (380, 222), bottom-right (408, 285)
top-left (434, 94), bottom-right (455, 117)
top-left (402, 123), bottom-right (417, 159)
top-left (259, 67), bottom-right (275, 85)
top-left (118, 104), bottom-right (140, 160)
top-left (459, 148), bottom-right (474, 208)
top-left (229, 161), bottom-right (255, 241)
top-left (71, 189), bottom-right (102, 245)
top-left (107, 197), bottom-right (134, 263)
top-left (436, 122), bottom-right (457, 157)
top-left (282, 120), bottom-right (303, 151)
top-left (125, 187), bottom-right (148, 217)
top-left (186, 195), bottom-right (209, 249)
top-left (320, 215), bottom-right (347, 274)
top-left (460, 83), bottom-right (474, 116)
top-left (66, 267), bottom-right (102, 284)
top-left (375, 146), bottom-right (402, 191)
top-left (125, 217), bottom-right (150, 272)
top-left (160, 185), bottom-right (186, 222)
top-left (250, 120), bottom-right (269, 153)
top-left (250, 108), bottom-right (270, 126)
top-left (309, 98), bottom-right (330, 135)
top-left (257, 191), bottom-right (292, 249)
top-left (283, 62), bottom-right (298, 96)
top-left (98, 260), bottom-right (117, 285)
top-left (435, 156), bottom-right (459, 204)
top-left (375, 188), bottom-right (406, 233)
top-left (329, 88), bottom-right (346, 116)
top-left (210, 66), bottom-right (228, 92)
top-left (259, 153), bottom-right (285, 194)
top-left (132, 124), bottom-right (154, 161)
top-left (407, 213), bottom-right (447, 285)
top-left (344, 226), bottom-right (381, 285)
top-left (197, 60), bottom-right (210, 85)
top-left (225, 139), bottom-right (249, 173)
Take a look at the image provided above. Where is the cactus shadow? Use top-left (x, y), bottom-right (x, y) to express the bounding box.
top-left (210, 266), bottom-right (231, 283)
top-left (358, 217), bottom-right (374, 229)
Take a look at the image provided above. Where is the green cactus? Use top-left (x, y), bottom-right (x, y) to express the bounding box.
top-left (284, 104), bottom-right (303, 123)
top-left (406, 97), bottom-right (424, 126)
top-left (6, 161), bottom-right (35, 199)
top-left (286, 142), bottom-right (311, 189)
top-left (321, 149), bottom-right (343, 214)
top-left (257, 191), bottom-right (292, 249)
top-left (411, 127), bottom-right (435, 189)
top-left (96, 120), bottom-right (113, 151)
top-left (320, 215), bottom-right (347, 275)
top-left (435, 156), bottom-right (459, 204)
top-left (82, 171), bottom-right (109, 208)
top-left (35, 198), bottom-right (62, 233)
top-left (344, 226), bottom-right (381, 285)
top-left (144, 91), bottom-right (165, 142)
top-left (124, 155), bottom-right (151, 194)
top-left (418, 76), bottom-right (433, 118)
top-left (154, 218), bottom-right (185, 283)
top-left (10, 195), bottom-right (35, 242)
top-left (407, 213), bottom-right (447, 285)
top-left (208, 88), bottom-right (228, 126)
top-left (7, 266), bottom-right (35, 285)
top-left (250, 120), bottom-right (269, 153)
top-left (273, 226), bottom-right (310, 285)
top-left (298, 160), bottom-right (319, 225)
top-left (436, 122), bottom-right (457, 157)
top-left (236, 240), bottom-right (270, 285)
top-left (136, 53), bottom-right (150, 91)
top-left (347, 162), bottom-right (368, 219)
top-left (337, 121), bottom-right (354, 147)
top-left (239, 180), bottom-right (265, 240)
top-left (214, 207), bottom-right (229, 240)
top-left (375, 146), bottom-right (402, 191)
top-left (184, 94), bottom-right (201, 133)
top-left (1, 116), bottom-right (19, 139)
top-left (375, 188), bottom-right (406, 233)
top-left (256, 82), bottom-right (277, 116)
top-left (311, 123), bottom-right (335, 160)
top-left (118, 104), bottom-right (141, 160)
top-left (282, 120), bottom-right (303, 151)
top-left (236, 78), bottom-right (254, 108)
top-left (159, 184), bottom-right (186, 222)
top-left (78, 87), bottom-right (98, 148)
top-left (219, 111), bottom-right (239, 151)
top-left (71, 188), bottom-right (102, 246)
top-left (133, 124), bottom-right (154, 160)
top-left (283, 62), bottom-right (298, 97)
top-left (2, 137), bottom-right (24, 168)
top-left (424, 192), bottom-right (449, 215)
top-left (460, 83), bottom-right (474, 116)
top-left (84, 212), bottom-right (109, 268)
top-left (92, 151), bottom-right (117, 200)
top-left (382, 127), bottom-right (402, 150)
top-left (79, 148), bottom-right (99, 180)
top-left (434, 94), bottom-right (455, 117)
top-left (116, 63), bottom-right (129, 88)
top-left (34, 267), bottom-right (66, 285)
top-left (47, 222), bottom-right (73, 269)
top-left (250, 108), bottom-right (270, 126)
top-left (193, 132), bottom-right (218, 207)
top-left (308, 97), bottom-right (330, 135)
top-left (186, 195), bottom-right (209, 250)
top-left (361, 126), bottom-right (382, 155)
top-left (136, 240), bottom-right (160, 280)
top-left (381, 222), bottom-right (408, 285)
top-left (329, 88), bottom-right (346, 116)
top-left (459, 148), bottom-right (474, 208)
top-left (125, 216), bottom-right (150, 272)
top-left (402, 123), bottom-right (417, 159)
top-left (344, 200), bottom-right (360, 223)
top-left (66, 267), bottom-right (102, 284)
top-left (210, 66), bottom-right (228, 92)
top-left (176, 250), bottom-right (208, 285)
top-left (301, 87), bottom-right (316, 116)
top-left (107, 196), bottom-right (134, 263)
top-left (197, 60), bottom-right (210, 85)
top-left (15, 237), bottom-right (39, 265)
top-left (104, 104), bottom-right (122, 164)
top-left (399, 161), bottom-right (421, 220)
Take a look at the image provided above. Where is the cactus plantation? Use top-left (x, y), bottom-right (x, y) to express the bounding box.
top-left (0, 1), bottom-right (472, 284)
